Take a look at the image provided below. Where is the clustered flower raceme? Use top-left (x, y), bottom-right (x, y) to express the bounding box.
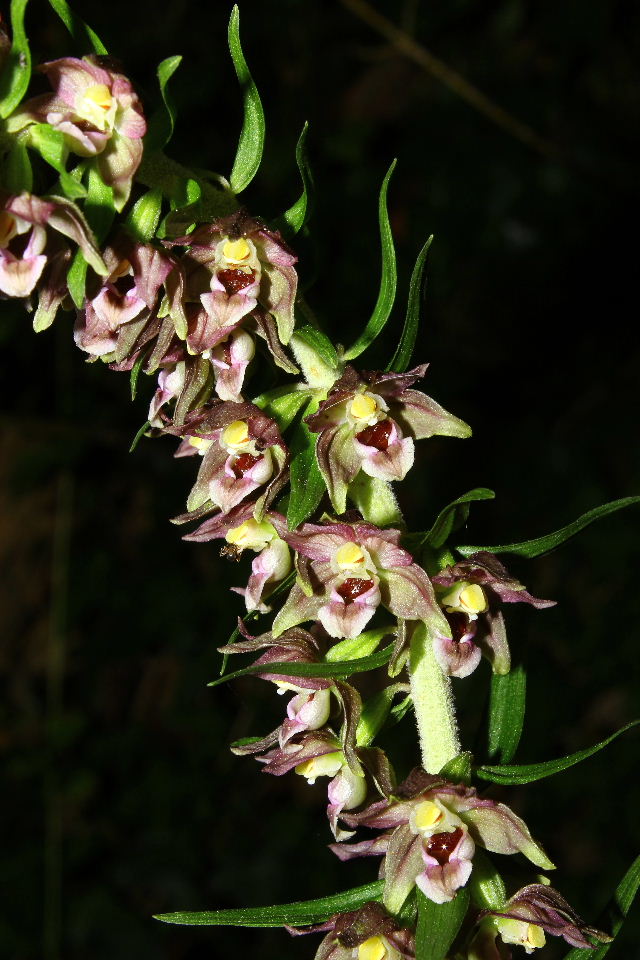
top-left (0, 24), bottom-right (615, 959)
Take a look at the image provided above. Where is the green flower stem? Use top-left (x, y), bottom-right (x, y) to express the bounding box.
top-left (409, 620), bottom-right (460, 773)
top-left (136, 151), bottom-right (238, 220)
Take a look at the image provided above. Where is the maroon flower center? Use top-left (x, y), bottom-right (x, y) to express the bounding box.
top-left (336, 578), bottom-right (375, 603)
top-left (218, 268), bottom-right (255, 297)
top-left (356, 419), bottom-right (393, 451)
top-left (425, 827), bottom-right (463, 865)
top-left (220, 342), bottom-right (233, 365)
top-left (231, 453), bottom-right (262, 478)
top-left (448, 612), bottom-right (475, 644)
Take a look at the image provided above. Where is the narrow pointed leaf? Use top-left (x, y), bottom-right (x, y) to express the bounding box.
top-left (46, 0), bottom-right (107, 54)
top-left (287, 399), bottom-right (326, 529)
top-left (476, 720), bottom-right (639, 785)
top-left (130, 349), bottom-right (149, 401)
top-left (387, 235), bottom-right (432, 373)
top-left (278, 120), bottom-right (313, 234)
top-left (218, 570), bottom-right (297, 676)
top-left (562, 855), bottom-right (640, 960)
top-left (207, 644), bottom-right (394, 688)
top-left (129, 420), bottom-right (150, 453)
top-left (228, 5), bottom-right (265, 194)
top-left (0, 0), bottom-right (31, 119)
top-left (3, 142), bottom-right (33, 193)
top-left (487, 664), bottom-right (526, 764)
top-left (155, 879), bottom-right (385, 927)
top-left (145, 55), bottom-right (182, 151)
top-left (456, 496), bottom-right (640, 559)
top-left (342, 160), bottom-right (397, 361)
top-left (416, 887), bottom-right (469, 960)
top-left (67, 169), bottom-right (114, 308)
top-left (426, 488), bottom-right (495, 550)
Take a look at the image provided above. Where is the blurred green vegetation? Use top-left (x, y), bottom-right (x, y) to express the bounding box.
top-left (1, 1), bottom-right (639, 958)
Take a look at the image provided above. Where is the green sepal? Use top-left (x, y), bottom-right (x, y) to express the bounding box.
top-left (468, 849), bottom-right (507, 910)
top-left (426, 488), bottom-right (495, 550)
top-left (253, 387), bottom-right (311, 433)
top-left (456, 496), bottom-right (640, 559)
top-left (0, 0), bottom-right (31, 120)
top-left (154, 879), bottom-right (384, 927)
top-left (287, 398), bottom-right (326, 529)
top-left (2, 142), bottom-right (33, 193)
top-left (207, 644), bottom-right (394, 688)
top-left (145, 55), bottom-right (182, 152)
top-left (325, 626), bottom-right (393, 663)
top-left (27, 124), bottom-right (87, 199)
top-left (562, 855), bottom-right (640, 960)
top-left (415, 887), bottom-right (469, 960)
top-left (276, 120), bottom-right (313, 235)
top-left (46, 0), bottom-right (107, 54)
top-left (342, 160), bottom-right (398, 361)
top-left (438, 751), bottom-right (473, 784)
top-left (487, 664), bottom-right (526, 764)
top-left (228, 5), bottom-right (265, 194)
top-left (67, 168), bottom-right (114, 308)
top-left (476, 719), bottom-right (639, 785)
top-left (387, 235), bottom-right (433, 373)
top-left (125, 188), bottom-right (163, 243)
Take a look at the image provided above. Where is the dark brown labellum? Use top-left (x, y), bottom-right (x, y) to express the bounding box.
top-left (356, 419), bottom-right (393, 451)
top-left (231, 453), bottom-right (262, 478)
top-left (218, 268), bottom-right (255, 297)
top-left (425, 827), bottom-right (464, 865)
top-left (336, 578), bottom-right (375, 602)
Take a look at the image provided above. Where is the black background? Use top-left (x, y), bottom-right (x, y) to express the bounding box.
top-left (1, 1), bottom-right (639, 958)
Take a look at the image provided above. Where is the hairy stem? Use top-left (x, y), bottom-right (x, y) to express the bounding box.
top-left (409, 621), bottom-right (460, 773)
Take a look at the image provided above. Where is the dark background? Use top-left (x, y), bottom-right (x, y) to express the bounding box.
top-left (1, 1), bottom-right (639, 958)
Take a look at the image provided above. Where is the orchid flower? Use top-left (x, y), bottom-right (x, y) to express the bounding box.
top-left (290, 902), bottom-right (415, 960)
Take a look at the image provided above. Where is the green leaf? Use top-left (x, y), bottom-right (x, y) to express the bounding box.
top-left (439, 751), bottom-right (473, 784)
top-left (154, 878), bottom-right (384, 927)
top-left (487, 664), bottom-right (527, 764)
top-left (46, 0), bottom-right (107, 54)
top-left (287, 399), bottom-right (326, 529)
top-left (476, 720), bottom-right (639, 786)
top-left (562, 856), bottom-right (640, 960)
top-left (129, 420), bottom-right (150, 453)
top-left (426, 488), bottom-right (495, 550)
top-left (228, 5), bottom-right (265, 194)
top-left (278, 121), bottom-right (313, 234)
top-left (145, 55), bottom-right (182, 151)
top-left (253, 387), bottom-right (312, 433)
top-left (125, 188), bottom-right (163, 243)
top-left (130, 350), bottom-right (149, 401)
top-left (28, 124), bottom-right (87, 200)
top-left (468, 850), bottom-right (507, 911)
top-left (325, 626), bottom-right (392, 662)
top-left (291, 324), bottom-right (339, 371)
top-left (0, 0), bottom-right (31, 119)
top-left (342, 160), bottom-right (397, 361)
top-left (3, 142), bottom-right (32, 193)
top-left (456, 496), bottom-right (640, 559)
top-left (416, 887), bottom-right (469, 960)
top-left (387, 235), bottom-right (433, 373)
top-left (67, 168), bottom-right (114, 308)
top-left (356, 684), bottom-right (405, 747)
top-left (207, 644), bottom-right (394, 688)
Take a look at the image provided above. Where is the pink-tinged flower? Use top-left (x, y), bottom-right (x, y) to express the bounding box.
top-left (305, 365), bottom-right (471, 513)
top-left (289, 902), bottom-right (415, 960)
top-left (166, 209), bottom-right (298, 353)
top-left (331, 768), bottom-right (553, 914)
top-left (22, 57), bottom-right (146, 208)
top-left (0, 192), bottom-right (106, 302)
top-left (272, 519), bottom-right (448, 641)
top-left (182, 502), bottom-right (291, 612)
top-left (432, 552), bottom-right (555, 678)
top-left (469, 884), bottom-right (611, 958)
top-left (74, 239), bottom-right (174, 357)
top-left (167, 402), bottom-right (288, 519)
top-left (148, 362), bottom-right (186, 427)
top-left (208, 328), bottom-right (255, 401)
